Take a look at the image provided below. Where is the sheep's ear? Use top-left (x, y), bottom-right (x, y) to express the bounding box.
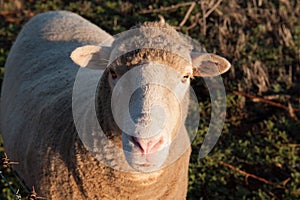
top-left (191, 52), bottom-right (231, 77)
top-left (70, 45), bottom-right (111, 69)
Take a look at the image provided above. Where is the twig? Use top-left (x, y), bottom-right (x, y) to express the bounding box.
top-left (186, 13), bottom-right (201, 30)
top-left (263, 94), bottom-right (292, 100)
top-left (139, 2), bottom-right (195, 14)
top-left (1, 152), bottom-right (19, 167)
top-left (0, 152), bottom-right (33, 198)
top-left (175, 12), bottom-right (200, 31)
top-left (199, 1), bottom-right (207, 35)
top-left (220, 161), bottom-right (285, 188)
top-left (232, 90), bottom-right (300, 112)
top-left (27, 186), bottom-right (46, 200)
top-left (200, 0), bottom-right (223, 35)
top-left (203, 0), bottom-right (223, 19)
top-left (287, 102), bottom-right (298, 120)
top-left (179, 2), bottom-right (196, 27)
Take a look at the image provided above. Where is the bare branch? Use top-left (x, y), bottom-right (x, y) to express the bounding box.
top-left (186, 13), bottom-right (201, 30)
top-left (232, 90), bottom-right (300, 112)
top-left (220, 161), bottom-right (286, 188)
top-left (199, 0), bottom-right (223, 35)
top-left (179, 2), bottom-right (196, 27)
top-left (204, 0), bottom-right (223, 18)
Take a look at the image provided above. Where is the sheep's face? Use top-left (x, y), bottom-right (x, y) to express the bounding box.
top-left (106, 51), bottom-right (193, 172)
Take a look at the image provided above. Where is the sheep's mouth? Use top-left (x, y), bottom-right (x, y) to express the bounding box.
top-left (139, 164), bottom-right (151, 167)
top-left (122, 132), bottom-right (170, 172)
top-left (135, 163), bottom-right (153, 168)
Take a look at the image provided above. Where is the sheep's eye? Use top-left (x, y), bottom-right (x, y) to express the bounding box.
top-left (110, 69), bottom-right (117, 80)
top-left (181, 74), bottom-right (190, 83)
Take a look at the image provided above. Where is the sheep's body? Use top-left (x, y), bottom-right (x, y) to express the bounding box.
top-left (0, 11), bottom-right (191, 199)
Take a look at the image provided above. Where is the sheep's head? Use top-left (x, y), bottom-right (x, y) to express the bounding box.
top-left (71, 22), bottom-right (231, 172)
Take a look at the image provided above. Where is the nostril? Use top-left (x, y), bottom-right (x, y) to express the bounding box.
top-left (132, 137), bottom-right (143, 151)
top-left (131, 136), bottom-right (163, 154)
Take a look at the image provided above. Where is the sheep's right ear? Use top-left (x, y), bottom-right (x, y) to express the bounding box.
top-left (70, 45), bottom-right (111, 70)
top-left (192, 52), bottom-right (231, 77)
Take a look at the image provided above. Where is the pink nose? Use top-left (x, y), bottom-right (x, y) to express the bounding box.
top-left (132, 136), bottom-right (163, 154)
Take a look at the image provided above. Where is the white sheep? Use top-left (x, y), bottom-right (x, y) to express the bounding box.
top-left (0, 11), bottom-right (230, 199)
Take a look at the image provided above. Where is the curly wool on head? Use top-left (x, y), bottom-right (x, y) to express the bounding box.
top-left (108, 21), bottom-right (194, 67)
top-left (109, 49), bottom-right (191, 72)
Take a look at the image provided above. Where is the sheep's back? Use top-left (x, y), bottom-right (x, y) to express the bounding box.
top-left (0, 11), bottom-right (112, 186)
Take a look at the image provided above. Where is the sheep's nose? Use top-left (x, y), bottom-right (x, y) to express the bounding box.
top-left (132, 136), bottom-right (163, 154)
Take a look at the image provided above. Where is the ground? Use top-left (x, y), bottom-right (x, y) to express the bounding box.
top-left (0, 0), bottom-right (299, 199)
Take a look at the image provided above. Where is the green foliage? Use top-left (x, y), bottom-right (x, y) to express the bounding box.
top-left (0, 0), bottom-right (299, 199)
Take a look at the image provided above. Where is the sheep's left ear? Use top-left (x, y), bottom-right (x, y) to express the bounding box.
top-left (70, 45), bottom-right (111, 70)
top-left (191, 52), bottom-right (231, 77)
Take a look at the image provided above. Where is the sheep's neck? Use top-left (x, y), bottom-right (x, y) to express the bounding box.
top-left (72, 138), bottom-right (191, 199)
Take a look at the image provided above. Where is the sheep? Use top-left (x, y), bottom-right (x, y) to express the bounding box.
top-left (0, 11), bottom-right (231, 199)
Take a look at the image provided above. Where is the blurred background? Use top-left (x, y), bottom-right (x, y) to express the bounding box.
top-left (0, 0), bottom-right (299, 199)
